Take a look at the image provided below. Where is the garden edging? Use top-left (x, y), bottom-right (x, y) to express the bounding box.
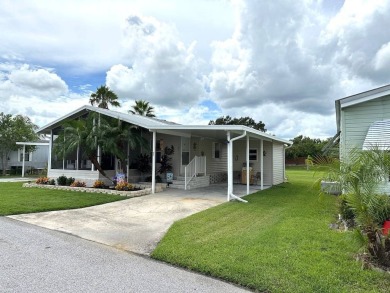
top-left (23, 183), bottom-right (164, 197)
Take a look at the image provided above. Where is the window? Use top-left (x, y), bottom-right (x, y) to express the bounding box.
top-left (155, 140), bottom-right (162, 163)
top-left (18, 150), bottom-right (31, 162)
top-left (249, 149), bottom-right (258, 161)
top-left (212, 142), bottom-right (221, 159)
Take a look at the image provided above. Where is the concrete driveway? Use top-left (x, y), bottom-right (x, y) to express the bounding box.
top-left (9, 184), bottom-right (265, 255)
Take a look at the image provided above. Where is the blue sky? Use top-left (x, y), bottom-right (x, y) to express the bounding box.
top-left (1, 0), bottom-right (390, 140)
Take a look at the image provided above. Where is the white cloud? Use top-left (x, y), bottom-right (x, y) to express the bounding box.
top-left (106, 14), bottom-right (205, 108)
top-left (209, 0), bottom-right (337, 115)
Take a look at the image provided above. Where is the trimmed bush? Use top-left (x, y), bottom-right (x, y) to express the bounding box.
top-left (66, 177), bottom-right (75, 186)
top-left (57, 175), bottom-right (67, 186)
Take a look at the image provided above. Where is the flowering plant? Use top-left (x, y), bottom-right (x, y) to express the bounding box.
top-left (36, 177), bottom-right (50, 184)
top-left (93, 180), bottom-right (106, 189)
top-left (115, 181), bottom-right (133, 191)
top-left (70, 180), bottom-right (86, 187)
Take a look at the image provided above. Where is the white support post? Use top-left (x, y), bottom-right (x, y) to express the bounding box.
top-left (21, 145), bottom-right (26, 177)
top-left (227, 131), bottom-right (231, 201)
top-left (152, 131), bottom-right (156, 194)
top-left (260, 139), bottom-right (264, 190)
top-left (48, 130), bottom-right (52, 171)
top-left (76, 145), bottom-right (79, 170)
top-left (127, 143), bottom-right (130, 183)
top-left (246, 135), bottom-right (249, 195)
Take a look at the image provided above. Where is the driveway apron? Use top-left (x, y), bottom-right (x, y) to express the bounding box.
top-left (8, 188), bottom-right (226, 255)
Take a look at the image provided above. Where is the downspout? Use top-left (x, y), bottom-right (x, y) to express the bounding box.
top-left (227, 131), bottom-right (248, 203)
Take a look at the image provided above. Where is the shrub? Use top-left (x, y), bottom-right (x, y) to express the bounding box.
top-left (48, 179), bottom-right (56, 185)
top-left (36, 177), bottom-right (50, 184)
top-left (115, 181), bottom-right (133, 191)
top-left (57, 175), bottom-right (67, 186)
top-left (93, 180), bottom-right (106, 189)
top-left (70, 180), bottom-right (86, 187)
top-left (66, 177), bottom-right (75, 186)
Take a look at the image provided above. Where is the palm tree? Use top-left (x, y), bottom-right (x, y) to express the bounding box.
top-left (53, 114), bottom-right (109, 179)
top-left (90, 85), bottom-right (121, 109)
top-left (129, 100), bottom-right (155, 117)
top-left (54, 113), bottom-right (148, 182)
top-left (320, 148), bottom-right (390, 267)
top-left (99, 117), bottom-right (148, 171)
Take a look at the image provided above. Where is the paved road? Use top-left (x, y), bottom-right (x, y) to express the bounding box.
top-left (0, 218), bottom-right (249, 293)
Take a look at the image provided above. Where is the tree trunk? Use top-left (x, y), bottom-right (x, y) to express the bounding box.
top-left (88, 155), bottom-right (113, 184)
top-left (1, 152), bottom-right (9, 175)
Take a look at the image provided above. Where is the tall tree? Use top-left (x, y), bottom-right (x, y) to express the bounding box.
top-left (209, 116), bottom-right (266, 132)
top-left (89, 85), bottom-right (121, 109)
top-left (0, 113), bottom-right (39, 175)
top-left (129, 100), bottom-right (155, 117)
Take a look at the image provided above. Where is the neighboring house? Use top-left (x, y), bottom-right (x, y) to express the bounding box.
top-left (37, 105), bottom-right (292, 201)
top-left (0, 141), bottom-right (49, 174)
top-left (335, 84), bottom-right (390, 159)
top-left (333, 84), bottom-right (390, 193)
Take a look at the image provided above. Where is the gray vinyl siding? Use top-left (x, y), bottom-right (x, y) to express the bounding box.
top-left (0, 145), bottom-right (48, 170)
top-left (340, 95), bottom-right (390, 160)
top-left (272, 143), bottom-right (284, 185)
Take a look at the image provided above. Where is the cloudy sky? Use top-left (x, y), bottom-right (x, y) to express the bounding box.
top-left (1, 0), bottom-right (390, 140)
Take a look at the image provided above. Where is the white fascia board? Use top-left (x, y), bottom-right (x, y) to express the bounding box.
top-left (16, 142), bottom-right (49, 146)
top-left (148, 125), bottom-right (292, 145)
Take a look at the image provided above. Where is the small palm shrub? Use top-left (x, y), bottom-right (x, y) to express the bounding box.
top-left (36, 177), bottom-right (50, 184)
top-left (70, 180), bottom-right (86, 187)
top-left (320, 148), bottom-right (390, 268)
top-left (93, 180), bottom-right (106, 189)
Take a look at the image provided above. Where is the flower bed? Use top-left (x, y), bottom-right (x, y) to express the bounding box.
top-left (23, 183), bottom-right (163, 197)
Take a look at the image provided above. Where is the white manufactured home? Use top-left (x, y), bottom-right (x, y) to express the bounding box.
top-left (36, 105), bottom-right (291, 201)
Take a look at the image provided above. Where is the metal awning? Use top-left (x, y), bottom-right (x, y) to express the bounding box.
top-left (363, 120), bottom-right (390, 150)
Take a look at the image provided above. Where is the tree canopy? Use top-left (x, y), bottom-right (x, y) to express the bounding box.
top-left (89, 85), bottom-right (121, 109)
top-left (285, 135), bottom-right (330, 159)
top-left (0, 113), bottom-right (38, 175)
top-left (209, 116), bottom-right (266, 132)
top-left (129, 100), bottom-right (155, 117)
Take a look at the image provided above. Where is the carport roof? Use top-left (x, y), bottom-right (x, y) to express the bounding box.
top-left (148, 124), bottom-right (292, 145)
top-left (37, 105), bottom-right (291, 145)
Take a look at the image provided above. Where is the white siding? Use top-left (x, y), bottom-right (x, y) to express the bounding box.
top-left (340, 95), bottom-right (390, 194)
top-left (341, 95), bottom-right (390, 160)
top-left (272, 142), bottom-right (284, 185)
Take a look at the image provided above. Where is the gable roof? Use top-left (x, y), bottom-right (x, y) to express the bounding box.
top-left (37, 105), bottom-right (175, 134)
top-left (335, 84), bottom-right (390, 132)
top-left (37, 105), bottom-right (291, 145)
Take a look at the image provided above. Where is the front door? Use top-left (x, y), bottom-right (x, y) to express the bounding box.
top-left (180, 137), bottom-right (190, 175)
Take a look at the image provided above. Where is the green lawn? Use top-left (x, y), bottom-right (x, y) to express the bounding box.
top-left (0, 182), bottom-right (127, 216)
top-left (152, 168), bottom-right (390, 292)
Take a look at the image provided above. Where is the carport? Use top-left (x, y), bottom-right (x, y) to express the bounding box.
top-left (148, 125), bottom-right (291, 202)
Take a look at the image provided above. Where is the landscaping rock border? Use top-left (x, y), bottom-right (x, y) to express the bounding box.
top-left (23, 183), bottom-right (163, 197)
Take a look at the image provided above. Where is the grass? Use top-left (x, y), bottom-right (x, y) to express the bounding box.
top-left (152, 167), bottom-right (390, 292)
top-left (0, 182), bottom-right (127, 216)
